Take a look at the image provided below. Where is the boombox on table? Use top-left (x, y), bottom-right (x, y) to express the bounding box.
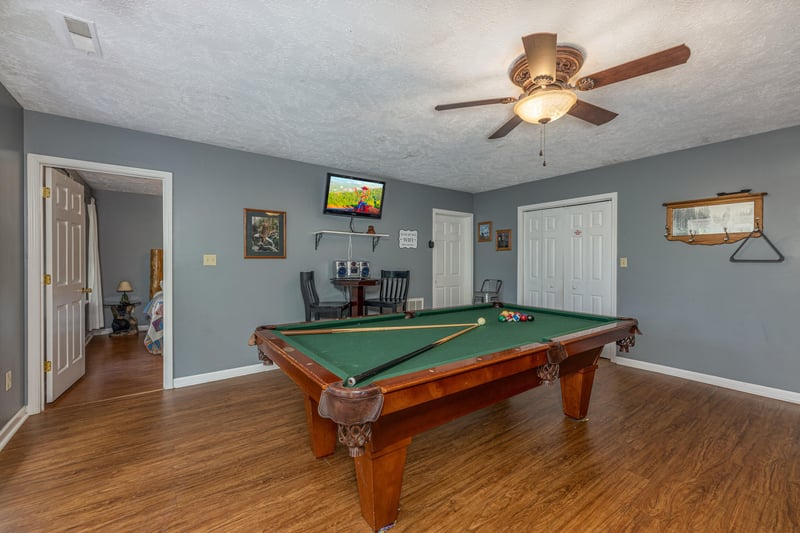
top-left (333, 260), bottom-right (371, 279)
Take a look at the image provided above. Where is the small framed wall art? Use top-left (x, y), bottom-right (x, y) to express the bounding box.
top-left (477, 221), bottom-right (492, 242)
top-left (244, 208), bottom-right (286, 259)
top-left (496, 229), bottom-right (512, 251)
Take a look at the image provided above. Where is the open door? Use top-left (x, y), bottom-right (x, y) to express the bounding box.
top-left (45, 167), bottom-right (87, 402)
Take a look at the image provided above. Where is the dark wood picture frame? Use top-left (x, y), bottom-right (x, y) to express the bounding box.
top-left (477, 221), bottom-right (492, 242)
top-left (244, 208), bottom-right (286, 259)
top-left (496, 229), bottom-right (512, 251)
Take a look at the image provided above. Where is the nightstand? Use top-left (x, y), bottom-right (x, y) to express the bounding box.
top-left (103, 299), bottom-right (142, 336)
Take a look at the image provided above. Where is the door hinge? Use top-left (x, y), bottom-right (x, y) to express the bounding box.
top-left (42, 186), bottom-right (51, 199)
top-left (43, 274), bottom-right (52, 285)
top-left (44, 361), bottom-right (52, 372)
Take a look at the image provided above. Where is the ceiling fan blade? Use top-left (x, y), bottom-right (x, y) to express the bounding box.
top-left (488, 115), bottom-right (524, 139)
top-left (522, 33), bottom-right (557, 87)
top-left (576, 44), bottom-right (690, 91)
top-left (435, 97), bottom-right (516, 111)
top-left (567, 99), bottom-right (618, 125)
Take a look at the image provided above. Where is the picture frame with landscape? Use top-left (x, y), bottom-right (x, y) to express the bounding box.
top-left (478, 221), bottom-right (492, 242)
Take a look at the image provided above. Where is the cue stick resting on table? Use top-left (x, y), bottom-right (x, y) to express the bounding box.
top-left (281, 322), bottom-right (482, 336)
top-left (344, 317), bottom-right (486, 386)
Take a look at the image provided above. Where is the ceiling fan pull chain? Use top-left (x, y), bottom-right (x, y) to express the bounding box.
top-left (540, 124), bottom-right (547, 167)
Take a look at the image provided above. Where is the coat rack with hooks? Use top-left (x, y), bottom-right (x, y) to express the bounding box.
top-left (663, 192), bottom-right (784, 263)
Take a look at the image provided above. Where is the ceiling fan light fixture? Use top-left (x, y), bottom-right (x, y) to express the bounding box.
top-left (514, 89), bottom-right (577, 124)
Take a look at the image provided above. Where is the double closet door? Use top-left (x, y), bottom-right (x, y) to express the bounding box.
top-left (521, 200), bottom-right (614, 316)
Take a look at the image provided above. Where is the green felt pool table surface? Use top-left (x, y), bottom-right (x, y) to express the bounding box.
top-left (272, 303), bottom-right (622, 384)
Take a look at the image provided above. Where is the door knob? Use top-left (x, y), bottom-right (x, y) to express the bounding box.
top-left (80, 288), bottom-right (93, 293)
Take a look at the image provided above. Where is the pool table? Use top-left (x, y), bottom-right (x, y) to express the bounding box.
top-left (253, 303), bottom-right (639, 531)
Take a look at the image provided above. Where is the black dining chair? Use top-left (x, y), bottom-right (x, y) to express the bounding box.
top-left (364, 270), bottom-right (410, 314)
top-left (299, 271), bottom-right (350, 321)
top-left (473, 279), bottom-right (502, 304)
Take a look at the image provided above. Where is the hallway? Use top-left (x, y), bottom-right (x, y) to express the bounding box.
top-left (49, 332), bottom-right (162, 409)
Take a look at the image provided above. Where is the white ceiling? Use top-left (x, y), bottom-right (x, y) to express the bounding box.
top-left (73, 170), bottom-right (162, 196)
top-left (2, 1), bottom-right (799, 193)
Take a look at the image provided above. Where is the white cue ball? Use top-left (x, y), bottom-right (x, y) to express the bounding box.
top-left (477, 317), bottom-right (486, 326)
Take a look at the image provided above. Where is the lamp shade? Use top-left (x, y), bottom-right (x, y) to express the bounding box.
top-left (116, 280), bottom-right (133, 293)
top-left (514, 89), bottom-right (577, 124)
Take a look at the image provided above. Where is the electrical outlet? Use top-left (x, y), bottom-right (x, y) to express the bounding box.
top-left (5, 371), bottom-right (11, 391)
top-left (619, 257), bottom-right (628, 268)
top-left (203, 254), bottom-right (217, 266)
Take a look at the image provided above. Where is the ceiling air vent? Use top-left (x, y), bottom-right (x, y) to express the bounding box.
top-left (54, 13), bottom-right (102, 56)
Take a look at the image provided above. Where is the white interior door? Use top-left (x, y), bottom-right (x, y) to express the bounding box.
top-left (432, 210), bottom-right (472, 308)
top-left (45, 167), bottom-right (86, 402)
top-left (520, 197), bottom-right (616, 357)
top-left (563, 202), bottom-right (614, 315)
top-left (541, 209), bottom-right (564, 309)
top-left (521, 210), bottom-right (543, 305)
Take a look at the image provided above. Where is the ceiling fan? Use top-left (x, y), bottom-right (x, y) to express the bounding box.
top-left (435, 33), bottom-right (690, 139)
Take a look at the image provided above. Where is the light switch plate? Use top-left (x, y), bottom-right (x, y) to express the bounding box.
top-left (203, 254), bottom-right (217, 266)
top-left (619, 257), bottom-right (628, 268)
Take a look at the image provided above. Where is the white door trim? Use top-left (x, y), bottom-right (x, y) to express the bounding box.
top-left (26, 154), bottom-right (174, 414)
top-left (431, 208), bottom-right (473, 308)
top-left (516, 192), bottom-right (618, 321)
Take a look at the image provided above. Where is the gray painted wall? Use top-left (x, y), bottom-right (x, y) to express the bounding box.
top-left (24, 111), bottom-right (472, 378)
top-left (474, 126), bottom-right (800, 392)
top-left (0, 83), bottom-right (24, 427)
top-left (93, 190), bottom-right (163, 326)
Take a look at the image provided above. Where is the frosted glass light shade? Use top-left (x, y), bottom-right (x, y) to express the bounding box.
top-left (514, 90), bottom-right (577, 124)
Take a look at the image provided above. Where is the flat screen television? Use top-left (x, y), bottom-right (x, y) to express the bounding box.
top-left (323, 173), bottom-right (385, 219)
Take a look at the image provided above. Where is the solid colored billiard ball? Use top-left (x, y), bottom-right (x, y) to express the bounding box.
top-left (527, 315), bottom-right (534, 321)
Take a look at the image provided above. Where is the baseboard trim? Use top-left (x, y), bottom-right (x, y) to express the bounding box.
top-left (616, 357), bottom-right (800, 405)
top-left (0, 407), bottom-right (29, 452)
top-left (173, 363), bottom-right (277, 388)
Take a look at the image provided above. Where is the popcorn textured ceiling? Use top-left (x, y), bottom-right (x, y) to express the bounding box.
top-left (1, 1), bottom-right (799, 193)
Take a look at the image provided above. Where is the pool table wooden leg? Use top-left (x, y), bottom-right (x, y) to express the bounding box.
top-left (304, 395), bottom-right (337, 458)
top-left (559, 347), bottom-right (603, 420)
top-left (353, 437), bottom-right (412, 532)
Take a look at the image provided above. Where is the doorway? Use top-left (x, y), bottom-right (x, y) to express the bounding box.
top-left (517, 193), bottom-right (618, 358)
top-left (432, 209), bottom-right (473, 308)
top-left (26, 154), bottom-right (173, 414)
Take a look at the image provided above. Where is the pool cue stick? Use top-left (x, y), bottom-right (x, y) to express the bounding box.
top-left (344, 323), bottom-right (480, 386)
top-left (281, 323), bottom-right (478, 336)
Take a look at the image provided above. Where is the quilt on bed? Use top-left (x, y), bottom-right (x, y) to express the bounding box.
top-left (144, 290), bottom-right (164, 355)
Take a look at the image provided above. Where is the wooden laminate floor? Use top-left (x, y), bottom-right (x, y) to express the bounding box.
top-left (2, 361), bottom-right (799, 532)
top-left (49, 331), bottom-right (163, 409)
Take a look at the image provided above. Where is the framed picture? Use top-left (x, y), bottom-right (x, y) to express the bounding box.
top-left (477, 221), bottom-right (492, 242)
top-left (496, 229), bottom-right (512, 251)
top-left (244, 208), bottom-right (286, 259)
top-left (663, 192), bottom-right (765, 245)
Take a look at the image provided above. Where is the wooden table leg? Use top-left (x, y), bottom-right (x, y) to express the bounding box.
top-left (304, 395), bottom-right (337, 458)
top-left (558, 347), bottom-right (603, 420)
top-left (351, 287), bottom-right (366, 317)
top-left (353, 438), bottom-right (412, 531)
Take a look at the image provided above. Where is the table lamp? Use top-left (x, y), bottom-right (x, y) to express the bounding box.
top-left (116, 280), bottom-right (133, 304)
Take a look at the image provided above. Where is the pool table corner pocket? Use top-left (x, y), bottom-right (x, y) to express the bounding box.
top-left (319, 382), bottom-right (384, 457)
